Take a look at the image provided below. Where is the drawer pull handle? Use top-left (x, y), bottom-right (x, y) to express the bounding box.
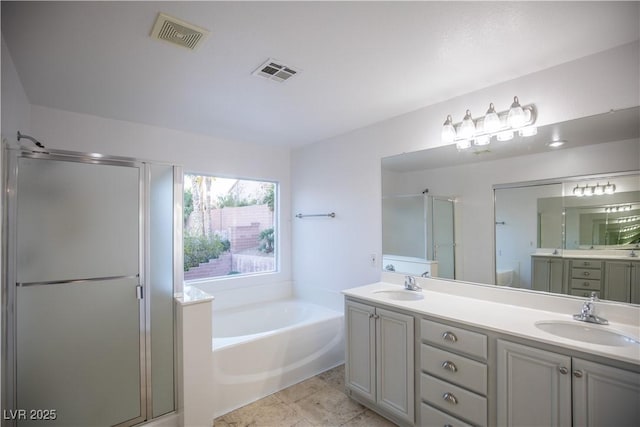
top-left (583, 282), bottom-right (590, 287)
top-left (583, 262), bottom-right (590, 266)
top-left (559, 366), bottom-right (569, 375)
top-left (442, 392), bottom-right (458, 405)
top-left (442, 331), bottom-right (458, 343)
top-left (573, 370), bottom-right (584, 378)
top-left (583, 271), bottom-right (590, 276)
top-left (441, 361), bottom-right (458, 372)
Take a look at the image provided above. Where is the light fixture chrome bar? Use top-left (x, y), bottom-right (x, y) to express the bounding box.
top-left (16, 274), bottom-right (139, 287)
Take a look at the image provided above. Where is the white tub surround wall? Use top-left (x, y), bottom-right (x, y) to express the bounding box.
top-left (292, 42), bottom-right (640, 307)
top-left (176, 288), bottom-right (215, 427)
top-left (193, 279), bottom-right (293, 312)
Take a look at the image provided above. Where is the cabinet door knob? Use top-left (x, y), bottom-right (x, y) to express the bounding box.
top-left (373, 314), bottom-right (379, 320)
top-left (441, 361), bottom-right (458, 373)
top-left (559, 366), bottom-right (569, 375)
top-left (442, 331), bottom-right (458, 343)
top-left (442, 392), bottom-right (458, 405)
top-left (573, 370), bottom-right (584, 378)
top-left (368, 313), bottom-right (374, 319)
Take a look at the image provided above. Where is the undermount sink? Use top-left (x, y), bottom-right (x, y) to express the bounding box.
top-left (373, 289), bottom-right (424, 301)
top-left (535, 320), bottom-right (639, 347)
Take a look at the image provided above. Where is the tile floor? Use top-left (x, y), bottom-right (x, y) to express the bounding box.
top-left (213, 364), bottom-right (397, 427)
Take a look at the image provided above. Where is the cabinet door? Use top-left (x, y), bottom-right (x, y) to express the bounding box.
top-left (497, 340), bottom-right (571, 427)
top-left (532, 258), bottom-right (551, 292)
top-left (573, 358), bottom-right (640, 427)
top-left (549, 258), bottom-right (565, 294)
top-left (604, 261), bottom-right (631, 303)
top-left (376, 307), bottom-right (414, 423)
top-left (345, 300), bottom-right (376, 402)
top-left (630, 262), bottom-right (640, 304)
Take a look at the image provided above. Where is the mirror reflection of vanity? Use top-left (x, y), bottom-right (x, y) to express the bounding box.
top-left (382, 106), bottom-right (640, 305)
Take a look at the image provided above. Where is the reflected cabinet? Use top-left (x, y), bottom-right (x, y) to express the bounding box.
top-left (532, 256), bottom-right (639, 303)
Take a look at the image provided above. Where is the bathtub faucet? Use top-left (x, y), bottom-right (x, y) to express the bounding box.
top-left (404, 275), bottom-right (422, 292)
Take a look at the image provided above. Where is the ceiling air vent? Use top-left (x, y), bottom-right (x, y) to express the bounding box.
top-left (150, 12), bottom-right (210, 51)
top-left (252, 59), bottom-right (300, 83)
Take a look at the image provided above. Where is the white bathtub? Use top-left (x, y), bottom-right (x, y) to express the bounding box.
top-left (211, 299), bottom-right (345, 417)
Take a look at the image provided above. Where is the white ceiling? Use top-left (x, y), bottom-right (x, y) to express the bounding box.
top-left (2, 1), bottom-right (639, 147)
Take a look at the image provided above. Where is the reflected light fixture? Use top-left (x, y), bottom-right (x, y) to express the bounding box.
top-left (547, 140), bottom-right (565, 148)
top-left (573, 182), bottom-right (617, 197)
top-left (442, 96), bottom-right (536, 150)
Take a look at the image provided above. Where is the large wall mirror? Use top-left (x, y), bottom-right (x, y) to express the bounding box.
top-left (382, 106), bottom-right (640, 305)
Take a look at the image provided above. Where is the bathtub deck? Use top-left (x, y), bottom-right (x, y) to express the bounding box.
top-left (213, 364), bottom-right (397, 427)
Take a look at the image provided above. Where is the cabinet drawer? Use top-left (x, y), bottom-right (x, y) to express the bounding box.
top-left (420, 344), bottom-right (487, 395)
top-left (420, 373), bottom-right (487, 427)
top-left (570, 289), bottom-right (601, 298)
top-left (421, 319), bottom-right (487, 360)
top-left (570, 278), bottom-right (602, 291)
top-left (420, 402), bottom-right (473, 427)
top-left (572, 260), bottom-right (602, 269)
top-left (572, 268), bottom-right (601, 280)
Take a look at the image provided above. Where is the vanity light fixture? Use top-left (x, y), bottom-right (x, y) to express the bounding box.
top-left (442, 96), bottom-right (536, 150)
top-left (574, 182), bottom-right (617, 197)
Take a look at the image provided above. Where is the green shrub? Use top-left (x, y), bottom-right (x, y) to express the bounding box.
top-left (259, 228), bottom-right (274, 253)
top-left (184, 234), bottom-right (229, 271)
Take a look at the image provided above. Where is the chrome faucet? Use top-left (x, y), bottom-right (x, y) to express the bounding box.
top-left (573, 292), bottom-right (608, 325)
top-left (404, 275), bottom-right (422, 291)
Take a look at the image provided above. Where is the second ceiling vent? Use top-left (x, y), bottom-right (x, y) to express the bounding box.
top-left (252, 59), bottom-right (300, 83)
top-left (150, 12), bottom-right (210, 51)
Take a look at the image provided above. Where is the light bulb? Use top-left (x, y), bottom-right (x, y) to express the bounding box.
top-left (604, 182), bottom-right (616, 194)
top-left (583, 185), bottom-right (594, 197)
top-left (507, 96), bottom-right (526, 128)
top-left (456, 139), bottom-right (472, 150)
top-left (496, 130), bottom-right (514, 141)
top-left (474, 135), bottom-right (491, 146)
top-left (441, 115), bottom-right (456, 143)
top-left (573, 185), bottom-right (584, 197)
top-left (483, 103), bottom-right (501, 133)
top-left (458, 110), bottom-right (476, 140)
top-left (593, 184), bottom-right (604, 196)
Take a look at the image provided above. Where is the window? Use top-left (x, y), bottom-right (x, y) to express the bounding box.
top-left (183, 174), bottom-right (277, 281)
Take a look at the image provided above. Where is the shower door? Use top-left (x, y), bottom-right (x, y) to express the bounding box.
top-left (13, 154), bottom-right (145, 426)
top-left (428, 197), bottom-right (456, 279)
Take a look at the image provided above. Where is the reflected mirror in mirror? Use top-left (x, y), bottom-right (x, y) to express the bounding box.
top-left (382, 106), bottom-right (639, 306)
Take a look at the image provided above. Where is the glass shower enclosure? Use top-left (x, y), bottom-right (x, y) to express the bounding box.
top-left (2, 147), bottom-right (178, 426)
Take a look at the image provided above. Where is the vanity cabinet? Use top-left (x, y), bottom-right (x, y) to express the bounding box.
top-left (604, 260), bottom-right (639, 304)
top-left (419, 319), bottom-right (488, 427)
top-left (497, 340), bottom-right (640, 427)
top-left (345, 299), bottom-right (414, 425)
top-left (532, 256), bottom-right (565, 294)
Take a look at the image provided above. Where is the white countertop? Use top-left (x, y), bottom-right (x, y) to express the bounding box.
top-left (343, 279), bottom-right (640, 366)
top-left (532, 249), bottom-right (639, 261)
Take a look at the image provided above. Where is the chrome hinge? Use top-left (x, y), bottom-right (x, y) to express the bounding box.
top-left (136, 285), bottom-right (144, 300)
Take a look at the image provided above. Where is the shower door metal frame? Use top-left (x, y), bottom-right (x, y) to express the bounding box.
top-left (2, 146), bottom-right (149, 427)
